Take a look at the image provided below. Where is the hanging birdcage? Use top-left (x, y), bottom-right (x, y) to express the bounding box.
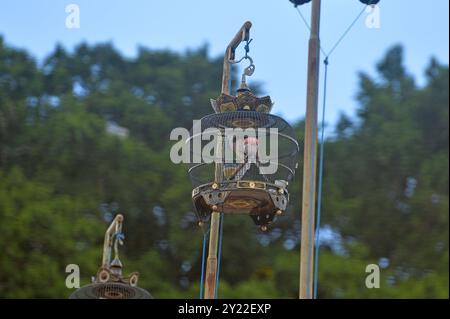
top-left (69, 214), bottom-right (152, 299)
top-left (187, 65), bottom-right (301, 230)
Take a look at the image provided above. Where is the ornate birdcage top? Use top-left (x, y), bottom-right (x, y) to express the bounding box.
top-left (211, 88), bottom-right (273, 114)
top-left (69, 215), bottom-right (152, 299)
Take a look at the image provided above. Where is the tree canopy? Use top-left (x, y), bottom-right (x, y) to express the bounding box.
top-left (0, 35), bottom-right (448, 298)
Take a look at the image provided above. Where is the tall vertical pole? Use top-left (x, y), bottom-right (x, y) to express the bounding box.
top-left (204, 209), bottom-right (221, 299)
top-left (299, 0), bottom-right (321, 299)
top-left (204, 133), bottom-right (223, 299)
top-left (204, 21), bottom-right (252, 299)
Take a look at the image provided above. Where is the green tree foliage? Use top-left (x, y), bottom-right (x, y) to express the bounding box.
top-left (321, 46), bottom-right (448, 297)
top-left (0, 35), bottom-right (448, 298)
top-left (0, 168), bottom-right (102, 298)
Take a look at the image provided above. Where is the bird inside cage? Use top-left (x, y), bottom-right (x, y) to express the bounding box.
top-left (223, 135), bottom-right (268, 181)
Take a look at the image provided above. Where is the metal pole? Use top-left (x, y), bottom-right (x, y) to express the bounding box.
top-left (299, 0), bottom-right (321, 299)
top-left (204, 133), bottom-right (223, 299)
top-left (204, 211), bottom-right (221, 299)
top-left (203, 21), bottom-right (252, 299)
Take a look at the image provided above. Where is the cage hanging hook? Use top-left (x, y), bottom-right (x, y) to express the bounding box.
top-left (226, 34), bottom-right (255, 91)
top-left (238, 55), bottom-right (255, 90)
top-left (243, 55), bottom-right (255, 76)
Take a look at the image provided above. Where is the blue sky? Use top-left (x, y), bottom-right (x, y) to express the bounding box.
top-left (0, 0), bottom-right (448, 128)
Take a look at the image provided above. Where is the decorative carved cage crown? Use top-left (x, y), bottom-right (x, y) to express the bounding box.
top-left (211, 85), bottom-right (274, 114)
